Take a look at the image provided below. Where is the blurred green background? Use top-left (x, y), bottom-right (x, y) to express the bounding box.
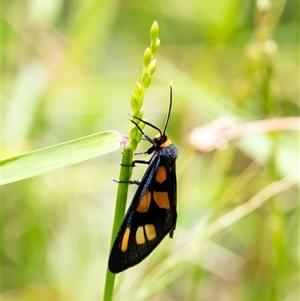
top-left (2, 0), bottom-right (299, 301)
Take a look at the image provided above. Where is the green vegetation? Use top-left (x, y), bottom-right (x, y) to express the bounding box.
top-left (2, 1), bottom-right (298, 301)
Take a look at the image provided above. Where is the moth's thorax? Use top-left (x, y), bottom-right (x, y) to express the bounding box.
top-left (160, 139), bottom-right (172, 148)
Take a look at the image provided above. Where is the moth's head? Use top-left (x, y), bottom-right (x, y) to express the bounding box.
top-left (153, 133), bottom-right (173, 149)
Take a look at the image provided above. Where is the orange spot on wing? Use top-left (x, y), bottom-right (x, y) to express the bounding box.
top-left (153, 191), bottom-right (170, 209)
top-left (156, 166), bottom-right (167, 183)
top-left (145, 224), bottom-right (156, 240)
top-left (136, 225), bottom-right (156, 245)
top-left (136, 190), bottom-right (151, 212)
top-left (121, 227), bottom-right (130, 252)
top-left (136, 226), bottom-right (146, 245)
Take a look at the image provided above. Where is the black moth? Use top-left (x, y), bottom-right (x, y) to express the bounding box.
top-left (109, 85), bottom-right (178, 273)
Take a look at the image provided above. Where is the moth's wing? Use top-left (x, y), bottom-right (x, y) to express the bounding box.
top-left (108, 155), bottom-right (177, 273)
top-left (164, 158), bottom-right (177, 238)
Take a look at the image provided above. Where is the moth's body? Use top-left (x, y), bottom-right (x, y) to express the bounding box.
top-left (108, 85), bottom-right (177, 274)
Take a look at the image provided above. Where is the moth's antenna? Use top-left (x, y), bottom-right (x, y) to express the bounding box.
top-left (131, 116), bottom-right (162, 136)
top-left (131, 83), bottom-right (173, 137)
top-left (163, 83), bottom-right (173, 135)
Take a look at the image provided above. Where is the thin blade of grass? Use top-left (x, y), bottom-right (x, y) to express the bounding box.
top-left (1, 130), bottom-right (124, 185)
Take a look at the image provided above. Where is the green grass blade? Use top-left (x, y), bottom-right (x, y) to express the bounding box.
top-left (1, 130), bottom-right (124, 185)
top-left (103, 21), bottom-right (161, 301)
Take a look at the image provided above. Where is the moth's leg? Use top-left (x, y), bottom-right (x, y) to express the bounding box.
top-left (120, 159), bottom-right (151, 167)
top-left (113, 179), bottom-right (141, 186)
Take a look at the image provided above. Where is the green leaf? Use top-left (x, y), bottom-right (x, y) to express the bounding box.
top-left (1, 130), bottom-right (124, 185)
